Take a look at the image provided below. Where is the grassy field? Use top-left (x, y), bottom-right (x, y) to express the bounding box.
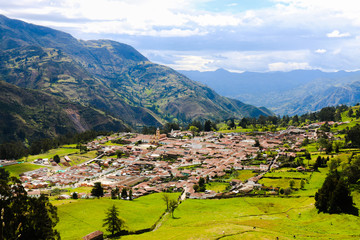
top-left (122, 195), bottom-right (360, 240)
top-left (2, 162), bottom-right (44, 177)
top-left (258, 178), bottom-right (302, 189)
top-left (219, 170), bottom-right (258, 182)
top-left (67, 151), bottom-right (98, 166)
top-left (55, 193), bottom-right (180, 240)
top-left (19, 147), bottom-right (79, 162)
top-left (206, 182), bottom-right (229, 192)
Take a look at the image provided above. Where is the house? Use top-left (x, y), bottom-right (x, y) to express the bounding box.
top-left (82, 230), bottom-right (103, 240)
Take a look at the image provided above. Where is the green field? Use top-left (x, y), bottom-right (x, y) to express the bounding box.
top-left (19, 147), bottom-right (79, 162)
top-left (206, 182), bottom-right (229, 192)
top-left (55, 193), bottom-right (179, 240)
top-left (2, 162), bottom-right (44, 177)
top-left (219, 170), bottom-right (258, 182)
top-left (122, 195), bottom-right (360, 240)
top-left (66, 151), bottom-right (98, 166)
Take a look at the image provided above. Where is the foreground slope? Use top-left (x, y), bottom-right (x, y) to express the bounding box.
top-left (0, 15), bottom-right (271, 128)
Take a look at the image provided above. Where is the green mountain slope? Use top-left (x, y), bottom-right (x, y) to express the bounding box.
top-left (0, 81), bottom-right (128, 143)
top-left (0, 14), bottom-right (272, 129)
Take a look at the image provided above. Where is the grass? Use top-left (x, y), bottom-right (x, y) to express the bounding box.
top-left (19, 148), bottom-right (79, 162)
top-left (122, 195), bottom-right (360, 240)
top-left (63, 187), bottom-right (93, 194)
top-left (258, 178), bottom-right (302, 189)
top-left (2, 162), bottom-right (44, 177)
top-left (67, 151), bottom-right (98, 166)
top-left (265, 171), bottom-right (310, 179)
top-left (234, 170), bottom-right (258, 182)
top-left (218, 170), bottom-right (258, 182)
top-left (55, 193), bottom-right (180, 240)
top-left (206, 182), bottom-right (229, 193)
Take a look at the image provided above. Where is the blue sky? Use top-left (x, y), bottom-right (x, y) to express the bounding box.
top-left (0, 0), bottom-right (359, 72)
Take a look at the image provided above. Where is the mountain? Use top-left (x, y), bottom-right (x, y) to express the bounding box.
top-left (0, 81), bottom-right (128, 144)
top-left (0, 15), bottom-right (271, 131)
top-left (180, 69), bottom-right (360, 116)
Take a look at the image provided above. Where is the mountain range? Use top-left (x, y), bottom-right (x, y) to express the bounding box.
top-left (0, 15), bottom-right (271, 143)
top-left (180, 69), bottom-right (360, 116)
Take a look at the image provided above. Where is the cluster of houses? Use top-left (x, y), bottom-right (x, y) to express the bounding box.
top-left (20, 122), bottom-right (341, 199)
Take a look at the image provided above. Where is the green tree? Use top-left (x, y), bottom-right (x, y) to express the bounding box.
top-left (91, 182), bottom-right (104, 198)
top-left (129, 189), bottom-right (133, 201)
top-left (103, 205), bottom-right (126, 236)
top-left (53, 155), bottom-right (60, 164)
top-left (289, 180), bottom-right (295, 189)
top-left (168, 199), bottom-right (178, 218)
top-left (239, 118), bottom-right (248, 128)
top-left (189, 126), bottom-right (199, 135)
top-left (72, 192), bottom-right (78, 199)
top-left (0, 175), bottom-right (60, 240)
top-left (162, 193), bottom-right (170, 211)
top-left (345, 124), bottom-right (360, 147)
top-left (204, 120), bottom-right (212, 132)
top-left (121, 188), bottom-right (128, 199)
top-left (51, 188), bottom-right (61, 196)
top-left (0, 168), bottom-right (10, 181)
top-left (198, 177), bottom-right (206, 192)
top-left (300, 179), bottom-right (305, 189)
top-left (111, 187), bottom-right (119, 199)
top-left (315, 171), bottom-right (357, 215)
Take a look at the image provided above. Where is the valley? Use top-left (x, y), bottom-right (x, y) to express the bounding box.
top-left (3, 106), bottom-right (360, 239)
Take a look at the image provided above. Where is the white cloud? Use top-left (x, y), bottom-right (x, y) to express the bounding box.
top-left (2, 0), bottom-right (360, 71)
top-left (166, 55), bottom-right (215, 71)
top-left (327, 30), bottom-right (351, 38)
top-left (268, 62), bottom-right (311, 72)
top-left (315, 49), bottom-right (327, 54)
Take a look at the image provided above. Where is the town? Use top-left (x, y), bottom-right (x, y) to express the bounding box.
top-left (17, 121), bottom-right (341, 200)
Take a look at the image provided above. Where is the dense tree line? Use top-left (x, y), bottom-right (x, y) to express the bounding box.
top-left (0, 130), bottom-right (112, 160)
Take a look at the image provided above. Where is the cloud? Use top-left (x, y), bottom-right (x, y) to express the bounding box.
top-left (315, 49), bottom-right (327, 54)
top-left (327, 30), bottom-right (351, 38)
top-left (268, 62), bottom-right (311, 72)
top-left (166, 55), bottom-right (215, 71)
top-left (2, 0), bottom-right (360, 72)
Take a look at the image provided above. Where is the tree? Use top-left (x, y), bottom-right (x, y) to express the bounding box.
top-left (162, 193), bottom-right (170, 211)
top-left (121, 188), bottom-right (128, 199)
top-left (300, 179), bottom-right (305, 189)
top-left (189, 126), bottom-right (199, 135)
top-left (0, 168), bottom-right (10, 181)
top-left (315, 171), bottom-right (357, 215)
top-left (72, 192), bottom-right (78, 199)
top-left (51, 188), bottom-right (61, 196)
top-left (53, 155), bottom-right (60, 164)
top-left (111, 187), bottom-right (119, 199)
top-left (289, 180), bottom-right (295, 189)
top-left (103, 205), bottom-right (126, 236)
top-left (168, 199), bottom-right (178, 218)
top-left (204, 120), bottom-right (212, 132)
top-left (0, 175), bottom-right (60, 240)
top-left (91, 182), bottom-right (104, 198)
top-left (226, 119), bottom-right (235, 129)
top-left (345, 124), bottom-right (360, 147)
top-left (129, 189), bottom-right (133, 201)
top-left (239, 118), bottom-right (248, 128)
top-left (198, 177), bottom-right (206, 192)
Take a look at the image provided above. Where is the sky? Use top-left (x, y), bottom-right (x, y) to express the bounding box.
top-left (1, 0), bottom-right (360, 72)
